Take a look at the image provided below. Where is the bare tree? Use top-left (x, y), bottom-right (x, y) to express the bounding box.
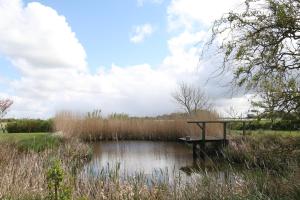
top-left (224, 106), bottom-right (243, 119)
top-left (0, 99), bottom-right (13, 118)
top-left (172, 82), bottom-right (211, 115)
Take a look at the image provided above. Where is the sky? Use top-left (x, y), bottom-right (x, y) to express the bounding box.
top-left (0, 0), bottom-right (253, 118)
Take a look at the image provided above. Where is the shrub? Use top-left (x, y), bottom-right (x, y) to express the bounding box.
top-left (231, 120), bottom-right (300, 131)
top-left (6, 119), bottom-right (53, 133)
top-left (46, 160), bottom-right (72, 200)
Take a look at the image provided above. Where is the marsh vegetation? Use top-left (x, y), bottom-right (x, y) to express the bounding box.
top-left (0, 129), bottom-right (299, 199)
top-left (54, 111), bottom-right (222, 141)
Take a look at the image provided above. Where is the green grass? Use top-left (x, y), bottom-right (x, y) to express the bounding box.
top-left (230, 129), bottom-right (300, 137)
top-left (0, 132), bottom-right (63, 152)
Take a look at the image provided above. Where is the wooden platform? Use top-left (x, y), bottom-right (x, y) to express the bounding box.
top-left (179, 120), bottom-right (250, 159)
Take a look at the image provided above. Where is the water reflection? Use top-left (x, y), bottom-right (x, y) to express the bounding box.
top-left (82, 141), bottom-right (235, 184)
top-left (83, 141), bottom-right (194, 176)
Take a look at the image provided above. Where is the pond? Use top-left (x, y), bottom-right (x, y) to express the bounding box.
top-left (83, 141), bottom-right (193, 175)
top-left (81, 141), bottom-right (235, 184)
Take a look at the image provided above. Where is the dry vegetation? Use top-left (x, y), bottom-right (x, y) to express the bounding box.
top-left (54, 111), bottom-right (223, 141)
top-left (0, 136), bottom-right (299, 200)
top-left (0, 139), bottom-right (91, 199)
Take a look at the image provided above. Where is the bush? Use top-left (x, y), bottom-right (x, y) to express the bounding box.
top-left (6, 119), bottom-right (53, 133)
top-left (231, 120), bottom-right (300, 131)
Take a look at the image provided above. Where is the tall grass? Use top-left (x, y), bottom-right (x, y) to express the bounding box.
top-left (0, 134), bottom-right (299, 199)
top-left (0, 140), bottom-right (299, 200)
top-left (54, 111), bottom-right (223, 141)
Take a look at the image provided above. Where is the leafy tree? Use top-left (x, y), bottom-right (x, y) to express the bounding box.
top-left (207, 0), bottom-right (300, 116)
top-left (252, 76), bottom-right (300, 120)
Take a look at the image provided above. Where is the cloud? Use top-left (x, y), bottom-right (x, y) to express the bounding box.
top-left (0, 0), bottom-right (179, 118)
top-left (130, 24), bottom-right (154, 44)
top-left (0, 0), bottom-right (88, 117)
top-left (137, 0), bottom-right (164, 7)
top-left (0, 0), bottom-right (252, 118)
top-left (167, 0), bottom-right (243, 31)
top-left (0, 0), bottom-right (87, 73)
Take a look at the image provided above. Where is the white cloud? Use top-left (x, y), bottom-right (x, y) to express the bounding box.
top-left (215, 94), bottom-right (254, 118)
top-left (130, 24), bottom-right (154, 44)
top-left (137, 0), bottom-right (164, 7)
top-left (0, 0), bottom-right (87, 73)
top-left (167, 0), bottom-right (243, 31)
top-left (0, 0), bottom-right (88, 118)
top-left (0, 0), bottom-right (252, 118)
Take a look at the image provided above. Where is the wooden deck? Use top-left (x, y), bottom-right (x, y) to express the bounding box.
top-left (179, 119), bottom-right (253, 159)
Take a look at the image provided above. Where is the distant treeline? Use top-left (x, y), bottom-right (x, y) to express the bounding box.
top-left (231, 120), bottom-right (300, 131)
top-left (4, 119), bottom-right (53, 133)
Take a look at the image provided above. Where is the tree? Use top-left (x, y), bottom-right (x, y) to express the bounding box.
top-left (208, 0), bottom-right (300, 88)
top-left (207, 0), bottom-right (300, 116)
top-left (172, 82), bottom-right (211, 115)
top-left (0, 99), bottom-right (13, 118)
top-left (252, 76), bottom-right (300, 120)
top-left (224, 106), bottom-right (243, 119)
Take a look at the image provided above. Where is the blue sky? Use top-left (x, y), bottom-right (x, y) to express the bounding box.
top-left (0, 0), bottom-right (251, 118)
top-left (23, 0), bottom-right (170, 70)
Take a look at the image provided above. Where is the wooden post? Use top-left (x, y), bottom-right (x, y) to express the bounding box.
top-left (193, 143), bottom-right (197, 159)
top-left (223, 122), bottom-right (227, 146)
top-left (242, 121), bottom-right (246, 136)
top-left (200, 122), bottom-right (206, 159)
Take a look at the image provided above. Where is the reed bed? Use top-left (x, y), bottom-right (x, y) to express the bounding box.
top-left (54, 111), bottom-right (223, 141)
top-left (0, 139), bottom-right (91, 199)
top-left (0, 138), bottom-right (299, 200)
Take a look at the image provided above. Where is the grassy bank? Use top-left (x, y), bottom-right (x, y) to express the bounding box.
top-left (0, 133), bottom-right (62, 152)
top-left (231, 129), bottom-right (300, 137)
top-left (0, 132), bottom-right (299, 199)
top-left (225, 134), bottom-right (300, 172)
top-left (54, 111), bottom-right (223, 141)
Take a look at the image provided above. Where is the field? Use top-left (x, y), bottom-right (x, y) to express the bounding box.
top-left (0, 132), bottom-right (62, 152)
top-left (0, 129), bottom-right (299, 199)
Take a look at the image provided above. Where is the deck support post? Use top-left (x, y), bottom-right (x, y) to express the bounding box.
top-left (223, 122), bottom-right (227, 146)
top-left (199, 122), bottom-right (206, 159)
top-left (193, 143), bottom-right (197, 159)
top-left (242, 121), bottom-right (246, 136)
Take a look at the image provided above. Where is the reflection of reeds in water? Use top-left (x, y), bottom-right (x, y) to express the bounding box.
top-left (54, 111), bottom-right (223, 141)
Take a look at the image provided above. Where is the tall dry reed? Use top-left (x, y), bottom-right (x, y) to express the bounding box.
top-left (54, 111), bottom-right (223, 141)
top-left (1, 140), bottom-right (299, 200)
top-left (0, 140), bottom-right (90, 199)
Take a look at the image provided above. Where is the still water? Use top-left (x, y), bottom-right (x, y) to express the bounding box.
top-left (83, 141), bottom-right (195, 176)
top-left (81, 140), bottom-right (234, 182)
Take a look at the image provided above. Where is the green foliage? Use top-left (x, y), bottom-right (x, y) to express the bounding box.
top-left (46, 160), bottom-right (72, 200)
top-left (252, 77), bottom-right (300, 120)
top-left (108, 112), bottom-right (130, 119)
top-left (231, 120), bottom-right (300, 131)
top-left (207, 0), bottom-right (300, 115)
top-left (6, 119), bottom-right (53, 133)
